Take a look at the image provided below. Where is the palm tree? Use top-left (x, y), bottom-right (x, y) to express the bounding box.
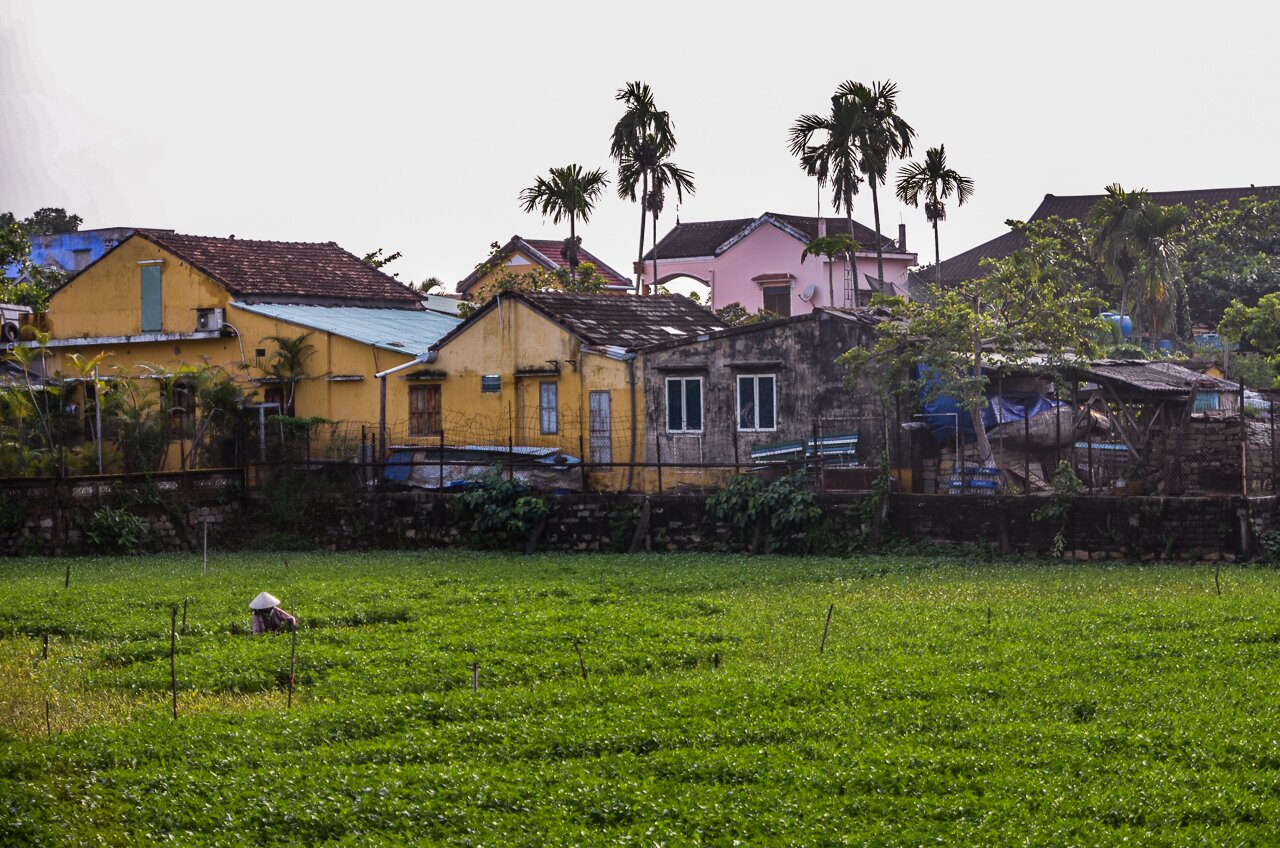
top-left (800, 234), bottom-right (859, 306)
top-left (1129, 202), bottom-right (1189, 343)
top-left (789, 93), bottom-right (869, 302)
top-left (263, 332), bottom-right (315, 416)
top-left (895, 145), bottom-right (975, 285)
top-left (1088, 184), bottom-right (1147, 320)
top-left (837, 80), bottom-right (915, 287)
top-left (612, 82), bottom-right (693, 293)
top-left (518, 165), bottom-right (610, 270)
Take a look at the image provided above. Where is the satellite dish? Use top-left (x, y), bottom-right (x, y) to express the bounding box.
top-left (799, 284), bottom-right (818, 303)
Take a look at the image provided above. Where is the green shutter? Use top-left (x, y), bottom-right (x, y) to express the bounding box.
top-left (140, 266), bottom-right (163, 332)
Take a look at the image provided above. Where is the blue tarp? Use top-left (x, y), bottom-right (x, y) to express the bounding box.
top-left (916, 366), bottom-right (1066, 444)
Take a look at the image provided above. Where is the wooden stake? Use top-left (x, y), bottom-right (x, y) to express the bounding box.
top-left (1215, 561), bottom-right (1222, 597)
top-left (202, 521), bottom-right (208, 576)
top-left (44, 698), bottom-right (51, 737)
top-left (574, 642), bottom-right (588, 682)
top-left (64, 559), bottom-right (70, 589)
top-left (181, 598), bottom-right (188, 635)
top-left (712, 651), bottom-right (720, 670)
top-left (287, 626), bottom-right (298, 709)
top-left (468, 662), bottom-right (480, 693)
top-left (819, 604), bottom-right (834, 654)
top-left (42, 632), bottom-right (48, 660)
top-left (170, 606), bottom-right (178, 720)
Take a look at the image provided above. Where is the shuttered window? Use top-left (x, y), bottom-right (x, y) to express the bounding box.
top-left (408, 384), bottom-right (442, 436)
top-left (140, 265), bottom-right (163, 332)
top-left (539, 382), bottom-right (558, 434)
top-left (666, 377), bottom-right (703, 433)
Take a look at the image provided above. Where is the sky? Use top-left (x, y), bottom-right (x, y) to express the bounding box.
top-left (2, 0), bottom-right (1278, 294)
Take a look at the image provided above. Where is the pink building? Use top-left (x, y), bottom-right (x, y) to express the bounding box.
top-left (639, 212), bottom-right (917, 315)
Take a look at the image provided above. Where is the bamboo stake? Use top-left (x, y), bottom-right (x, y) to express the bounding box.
top-left (170, 606), bottom-right (178, 720)
top-left (181, 598), bottom-right (188, 635)
top-left (574, 642), bottom-right (588, 682)
top-left (44, 698), bottom-right (51, 737)
top-left (287, 625), bottom-right (298, 709)
top-left (819, 604), bottom-right (834, 654)
top-left (64, 559), bottom-right (70, 590)
top-left (468, 661), bottom-right (479, 693)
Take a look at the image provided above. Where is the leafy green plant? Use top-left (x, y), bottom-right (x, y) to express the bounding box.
top-left (84, 506), bottom-right (148, 554)
top-left (707, 472), bottom-right (820, 553)
top-left (454, 466), bottom-right (550, 543)
top-left (1032, 460), bottom-right (1083, 557)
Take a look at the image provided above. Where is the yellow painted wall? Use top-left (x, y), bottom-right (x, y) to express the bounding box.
top-left (463, 247), bottom-right (548, 299)
top-left (429, 297), bottom-right (646, 481)
top-left (41, 239), bottom-right (417, 439)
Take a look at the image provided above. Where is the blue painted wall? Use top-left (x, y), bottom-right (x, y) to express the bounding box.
top-left (4, 227), bottom-right (142, 279)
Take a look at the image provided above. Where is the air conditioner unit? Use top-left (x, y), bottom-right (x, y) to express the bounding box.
top-left (195, 307), bottom-right (224, 332)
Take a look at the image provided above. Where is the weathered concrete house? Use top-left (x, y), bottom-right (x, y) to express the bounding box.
top-left (638, 307), bottom-right (892, 489)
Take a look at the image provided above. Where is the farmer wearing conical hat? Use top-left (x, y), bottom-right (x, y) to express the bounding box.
top-left (249, 591), bottom-right (297, 635)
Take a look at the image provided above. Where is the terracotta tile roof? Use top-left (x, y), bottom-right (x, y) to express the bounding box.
top-left (643, 212), bottom-right (902, 261)
top-left (456, 235), bottom-right (633, 293)
top-left (136, 230), bottom-right (421, 305)
top-left (937, 185), bottom-right (1280, 286)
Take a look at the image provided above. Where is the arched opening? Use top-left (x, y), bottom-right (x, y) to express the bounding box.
top-left (653, 273), bottom-right (710, 304)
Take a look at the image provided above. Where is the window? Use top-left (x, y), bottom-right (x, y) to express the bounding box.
top-left (171, 380), bottom-right (197, 434)
top-left (409, 384), bottom-right (442, 436)
top-left (539, 381), bottom-right (558, 434)
top-left (762, 285), bottom-right (791, 317)
top-left (737, 374), bottom-right (777, 431)
top-left (481, 374), bottom-right (501, 393)
top-left (666, 377), bottom-right (703, 433)
top-left (140, 264), bottom-right (163, 332)
top-left (71, 249), bottom-right (92, 271)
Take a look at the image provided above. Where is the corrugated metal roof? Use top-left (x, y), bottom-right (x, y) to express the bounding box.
top-left (230, 302), bottom-right (461, 353)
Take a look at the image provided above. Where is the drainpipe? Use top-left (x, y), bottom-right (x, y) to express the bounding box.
top-left (375, 351), bottom-right (437, 462)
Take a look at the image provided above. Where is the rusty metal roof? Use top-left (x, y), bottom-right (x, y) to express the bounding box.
top-left (1077, 360), bottom-right (1238, 396)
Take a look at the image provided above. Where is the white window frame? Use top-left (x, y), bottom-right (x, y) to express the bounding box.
top-left (665, 376), bottom-right (704, 434)
top-left (539, 381), bottom-right (558, 435)
top-left (736, 373), bottom-right (778, 432)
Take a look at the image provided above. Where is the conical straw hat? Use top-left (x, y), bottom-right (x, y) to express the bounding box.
top-left (249, 591), bottom-right (280, 610)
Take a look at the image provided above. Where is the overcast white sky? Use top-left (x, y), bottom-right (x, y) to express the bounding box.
top-left (2, 1), bottom-right (1277, 292)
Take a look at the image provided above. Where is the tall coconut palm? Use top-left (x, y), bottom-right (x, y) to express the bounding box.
top-left (612, 82), bottom-right (689, 293)
top-left (837, 80), bottom-right (915, 287)
top-left (895, 145), bottom-right (975, 286)
top-left (518, 165), bottom-right (610, 270)
top-left (789, 95), bottom-right (865, 284)
top-left (630, 156), bottom-right (694, 294)
top-left (1088, 183), bottom-right (1147, 320)
top-left (1129, 201), bottom-right (1189, 343)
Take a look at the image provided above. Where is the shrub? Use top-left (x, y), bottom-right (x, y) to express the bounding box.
top-left (454, 466), bottom-right (550, 545)
top-left (706, 472), bottom-right (820, 553)
top-left (84, 506), bottom-right (148, 554)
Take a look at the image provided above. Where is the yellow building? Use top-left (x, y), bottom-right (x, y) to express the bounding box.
top-left (393, 290), bottom-right (723, 489)
top-left (455, 235), bottom-right (634, 299)
top-left (40, 229), bottom-right (460, 466)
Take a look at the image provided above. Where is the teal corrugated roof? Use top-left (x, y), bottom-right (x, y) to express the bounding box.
top-left (230, 303), bottom-right (461, 354)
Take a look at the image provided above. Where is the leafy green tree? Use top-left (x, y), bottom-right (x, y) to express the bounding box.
top-left (21, 208), bottom-right (82, 236)
top-left (611, 82), bottom-right (694, 294)
top-left (518, 165), bottom-right (610, 270)
top-left (839, 80), bottom-right (915, 286)
top-left (1180, 196), bottom-right (1280, 323)
top-left (895, 145), bottom-right (974, 285)
top-left (843, 229), bottom-right (1104, 464)
top-left (800, 234), bottom-right (858, 306)
top-left (0, 220), bottom-right (63, 310)
top-left (361, 248), bottom-right (403, 276)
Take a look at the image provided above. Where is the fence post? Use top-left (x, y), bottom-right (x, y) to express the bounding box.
top-left (507, 435), bottom-right (514, 481)
top-left (655, 434), bottom-right (663, 494)
top-left (439, 429), bottom-right (446, 491)
top-left (812, 419), bottom-right (821, 488)
top-left (579, 432), bottom-right (588, 493)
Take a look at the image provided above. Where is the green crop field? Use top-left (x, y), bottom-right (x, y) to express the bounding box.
top-left (2, 551), bottom-right (1280, 846)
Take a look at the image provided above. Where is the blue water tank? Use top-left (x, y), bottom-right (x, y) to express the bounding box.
top-left (1120, 315), bottom-right (1133, 338)
top-left (1158, 339), bottom-right (1173, 353)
